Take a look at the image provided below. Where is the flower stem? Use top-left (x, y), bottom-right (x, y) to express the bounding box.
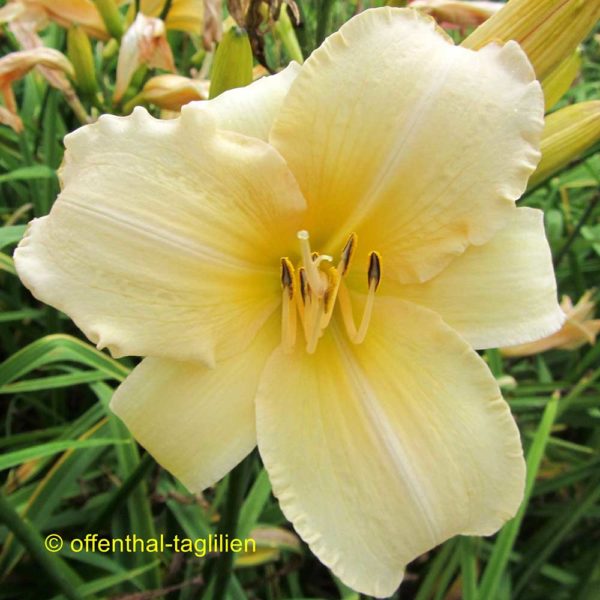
top-left (553, 192), bottom-right (599, 267)
top-left (209, 456), bottom-right (252, 600)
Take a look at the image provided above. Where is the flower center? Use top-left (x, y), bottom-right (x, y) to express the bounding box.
top-left (280, 230), bottom-right (381, 354)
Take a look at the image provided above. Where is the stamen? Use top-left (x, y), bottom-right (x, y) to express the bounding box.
top-left (367, 251), bottom-right (382, 291)
top-left (337, 251), bottom-right (381, 344)
top-left (298, 267), bottom-right (308, 305)
top-left (305, 294), bottom-right (323, 354)
top-left (280, 258), bottom-right (296, 352)
top-left (323, 267), bottom-right (340, 318)
top-left (354, 252), bottom-right (381, 343)
top-left (280, 257), bottom-right (294, 297)
top-left (320, 266), bottom-right (341, 329)
top-left (296, 267), bottom-right (309, 340)
top-left (283, 232), bottom-right (381, 352)
top-left (338, 232), bottom-right (357, 276)
top-left (336, 280), bottom-right (357, 340)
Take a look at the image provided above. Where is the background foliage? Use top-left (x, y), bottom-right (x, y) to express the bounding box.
top-left (1, 1), bottom-right (599, 598)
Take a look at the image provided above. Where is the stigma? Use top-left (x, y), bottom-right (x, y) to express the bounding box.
top-left (280, 230), bottom-right (381, 354)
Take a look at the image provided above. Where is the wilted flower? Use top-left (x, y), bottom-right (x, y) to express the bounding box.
top-left (502, 291), bottom-right (600, 356)
top-left (0, 2), bottom-right (91, 123)
top-left (202, 0), bottom-right (222, 48)
top-left (0, 0), bottom-right (109, 40)
top-left (410, 0), bottom-right (503, 29)
top-left (0, 47), bottom-right (74, 131)
top-left (0, 105), bottom-right (25, 132)
top-left (15, 8), bottom-right (564, 597)
top-left (114, 12), bottom-right (176, 103)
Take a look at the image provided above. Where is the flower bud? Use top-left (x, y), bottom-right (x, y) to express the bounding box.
top-left (131, 0), bottom-right (204, 35)
top-left (273, 5), bottom-right (303, 63)
top-left (93, 0), bottom-right (125, 39)
top-left (529, 101), bottom-right (600, 188)
top-left (462, 0), bottom-right (600, 81)
top-left (140, 74), bottom-right (210, 110)
top-left (542, 50), bottom-right (581, 111)
top-left (209, 26), bottom-right (253, 99)
top-left (67, 25), bottom-right (98, 96)
top-left (114, 13), bottom-right (176, 103)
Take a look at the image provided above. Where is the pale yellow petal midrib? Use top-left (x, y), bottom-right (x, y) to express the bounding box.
top-left (59, 197), bottom-right (277, 274)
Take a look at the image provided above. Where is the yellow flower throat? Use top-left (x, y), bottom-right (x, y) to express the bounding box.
top-left (280, 230), bottom-right (381, 354)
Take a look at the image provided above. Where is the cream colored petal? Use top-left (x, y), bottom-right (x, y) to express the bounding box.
top-left (14, 107), bottom-right (306, 364)
top-left (187, 62), bottom-right (300, 141)
top-left (256, 299), bottom-right (525, 597)
top-left (270, 7), bottom-right (543, 284)
top-left (388, 208), bottom-right (564, 349)
top-left (111, 319), bottom-right (277, 492)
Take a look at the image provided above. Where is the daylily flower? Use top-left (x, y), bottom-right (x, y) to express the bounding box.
top-left (0, 3), bottom-right (91, 124)
top-left (409, 0), bottom-right (503, 29)
top-left (135, 74), bottom-right (210, 110)
top-left (14, 8), bottom-right (565, 596)
top-left (0, 47), bottom-right (75, 131)
top-left (0, 105), bottom-right (24, 132)
top-left (134, 0), bottom-right (203, 34)
top-left (0, 0), bottom-right (109, 40)
top-left (502, 291), bottom-right (600, 357)
top-left (114, 12), bottom-right (176, 102)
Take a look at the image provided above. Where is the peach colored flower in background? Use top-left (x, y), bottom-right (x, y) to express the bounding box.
top-left (0, 1), bottom-right (91, 126)
top-left (0, 0), bottom-right (109, 40)
top-left (138, 74), bottom-right (210, 110)
top-left (114, 12), bottom-right (176, 102)
top-left (410, 0), bottom-right (503, 28)
top-left (14, 8), bottom-right (565, 597)
top-left (502, 291), bottom-right (600, 357)
top-left (0, 47), bottom-right (74, 132)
